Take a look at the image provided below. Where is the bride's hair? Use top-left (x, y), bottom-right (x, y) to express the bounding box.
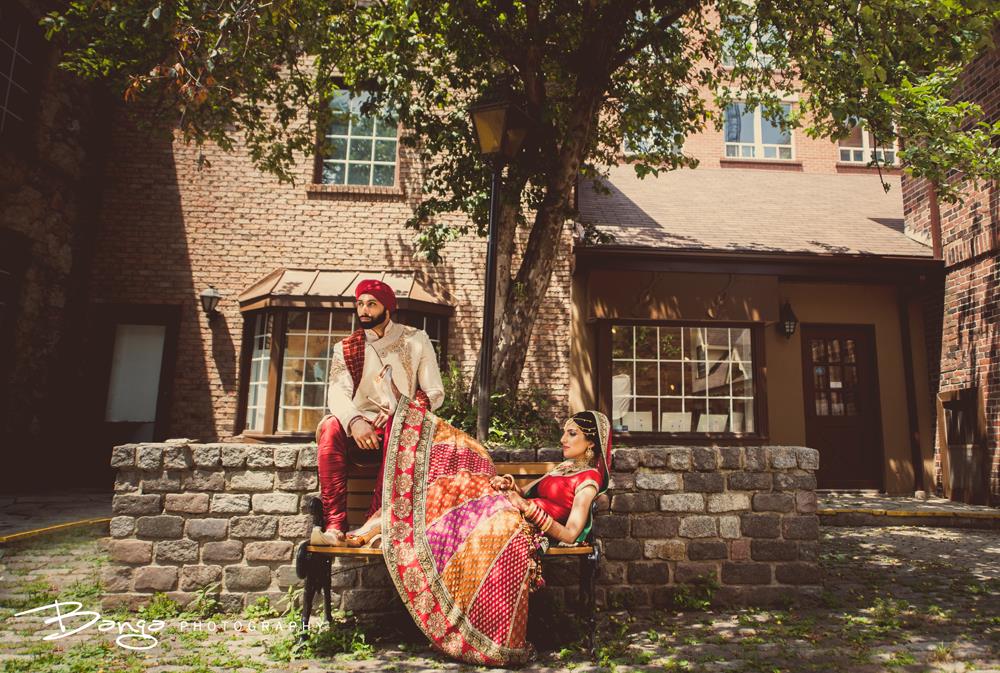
top-left (569, 411), bottom-right (600, 454)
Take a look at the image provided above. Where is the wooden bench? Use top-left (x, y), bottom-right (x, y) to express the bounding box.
top-left (295, 461), bottom-right (601, 647)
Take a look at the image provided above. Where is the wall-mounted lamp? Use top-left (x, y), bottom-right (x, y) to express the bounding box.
top-left (778, 300), bottom-right (798, 339)
top-left (200, 286), bottom-right (223, 317)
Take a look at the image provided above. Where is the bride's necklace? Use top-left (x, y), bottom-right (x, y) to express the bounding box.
top-left (551, 459), bottom-right (589, 476)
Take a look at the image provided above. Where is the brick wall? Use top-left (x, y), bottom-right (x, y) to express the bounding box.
top-left (103, 442), bottom-right (820, 612)
top-left (901, 29), bottom-right (1000, 501)
top-left (88, 114), bottom-right (573, 441)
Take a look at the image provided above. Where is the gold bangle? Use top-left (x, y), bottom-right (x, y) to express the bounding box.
top-left (539, 514), bottom-right (553, 533)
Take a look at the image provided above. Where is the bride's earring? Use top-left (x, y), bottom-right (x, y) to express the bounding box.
top-left (585, 448), bottom-right (595, 464)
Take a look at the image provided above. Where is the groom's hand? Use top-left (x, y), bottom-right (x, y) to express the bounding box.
top-left (351, 418), bottom-right (380, 450)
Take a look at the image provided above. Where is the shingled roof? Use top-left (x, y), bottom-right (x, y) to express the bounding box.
top-left (577, 166), bottom-right (931, 258)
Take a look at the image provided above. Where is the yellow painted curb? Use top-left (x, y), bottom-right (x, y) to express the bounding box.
top-left (0, 517), bottom-right (112, 544)
top-left (818, 508), bottom-right (1000, 519)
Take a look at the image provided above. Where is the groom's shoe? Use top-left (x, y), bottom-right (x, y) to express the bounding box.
top-left (310, 525), bottom-right (346, 546)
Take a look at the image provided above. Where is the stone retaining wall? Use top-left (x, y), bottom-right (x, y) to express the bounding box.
top-left (103, 441), bottom-right (820, 613)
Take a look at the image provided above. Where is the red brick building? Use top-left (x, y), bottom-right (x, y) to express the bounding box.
top-left (902, 28), bottom-right (999, 505)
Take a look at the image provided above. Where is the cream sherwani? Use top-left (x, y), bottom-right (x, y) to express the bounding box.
top-left (326, 320), bottom-right (445, 436)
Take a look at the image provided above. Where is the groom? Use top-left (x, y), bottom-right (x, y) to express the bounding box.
top-left (312, 279), bottom-right (445, 545)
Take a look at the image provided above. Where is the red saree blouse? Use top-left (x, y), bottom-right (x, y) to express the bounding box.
top-left (526, 467), bottom-right (603, 523)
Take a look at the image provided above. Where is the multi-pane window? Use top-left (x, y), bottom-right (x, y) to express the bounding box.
top-left (724, 103), bottom-right (792, 160)
top-left (838, 122), bottom-right (896, 165)
top-left (245, 314), bottom-right (273, 432)
top-left (1, 0), bottom-right (44, 142)
top-left (610, 324), bottom-right (756, 434)
top-left (398, 313), bottom-right (446, 363)
top-left (809, 337), bottom-right (860, 416)
top-left (320, 90), bottom-right (398, 187)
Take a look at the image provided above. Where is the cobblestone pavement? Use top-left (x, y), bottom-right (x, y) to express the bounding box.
top-left (0, 491), bottom-right (111, 539)
top-left (0, 526), bottom-right (997, 673)
top-left (819, 492), bottom-right (999, 515)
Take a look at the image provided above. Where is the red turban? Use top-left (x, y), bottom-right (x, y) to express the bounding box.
top-left (355, 279), bottom-right (397, 313)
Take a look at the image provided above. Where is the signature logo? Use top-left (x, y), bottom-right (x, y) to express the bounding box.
top-left (14, 602), bottom-right (164, 650)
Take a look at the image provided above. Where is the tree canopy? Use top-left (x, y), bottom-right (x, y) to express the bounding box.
top-left (44, 0), bottom-right (1000, 395)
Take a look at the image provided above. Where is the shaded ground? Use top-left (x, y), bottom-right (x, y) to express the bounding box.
top-left (0, 526), bottom-right (997, 672)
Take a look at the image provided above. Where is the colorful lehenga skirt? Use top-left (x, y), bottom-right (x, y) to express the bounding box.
top-left (380, 399), bottom-right (544, 666)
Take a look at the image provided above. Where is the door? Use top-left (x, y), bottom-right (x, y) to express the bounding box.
top-left (801, 325), bottom-right (883, 489)
top-left (105, 324), bottom-right (167, 442)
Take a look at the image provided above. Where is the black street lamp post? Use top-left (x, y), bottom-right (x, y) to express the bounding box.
top-left (469, 100), bottom-right (530, 442)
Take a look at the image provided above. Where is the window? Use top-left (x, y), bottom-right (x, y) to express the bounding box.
top-left (838, 121), bottom-right (896, 165)
top-left (319, 90), bottom-right (398, 187)
top-left (724, 103), bottom-right (792, 159)
top-left (720, 16), bottom-right (780, 68)
top-left (609, 324), bottom-right (758, 435)
top-left (0, 0), bottom-right (46, 144)
top-left (239, 308), bottom-right (448, 436)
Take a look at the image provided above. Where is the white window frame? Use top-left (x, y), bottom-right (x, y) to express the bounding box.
top-left (723, 102), bottom-right (794, 160)
top-left (838, 121), bottom-right (898, 166)
top-left (320, 90), bottom-right (399, 187)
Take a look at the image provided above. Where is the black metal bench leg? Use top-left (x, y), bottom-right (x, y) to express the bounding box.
top-left (301, 563), bottom-right (316, 637)
top-left (322, 560), bottom-right (333, 623)
top-left (579, 548), bottom-right (599, 652)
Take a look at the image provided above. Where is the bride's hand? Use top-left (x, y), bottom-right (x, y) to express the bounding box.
top-left (503, 491), bottom-right (529, 512)
top-left (489, 476), bottom-right (509, 491)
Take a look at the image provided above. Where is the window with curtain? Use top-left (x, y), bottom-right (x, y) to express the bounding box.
top-left (724, 103), bottom-right (793, 160)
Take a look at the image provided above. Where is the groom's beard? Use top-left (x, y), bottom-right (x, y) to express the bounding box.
top-left (358, 308), bottom-right (388, 329)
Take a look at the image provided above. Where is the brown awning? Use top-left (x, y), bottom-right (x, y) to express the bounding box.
top-left (238, 268), bottom-right (455, 315)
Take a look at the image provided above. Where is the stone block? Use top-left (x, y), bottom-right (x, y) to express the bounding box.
top-left (628, 562), bottom-right (670, 584)
top-left (752, 493), bottom-right (794, 513)
top-left (218, 594), bottom-right (246, 613)
top-left (774, 472), bottom-right (817, 491)
top-left (230, 515), bottom-right (278, 539)
top-left (795, 447), bottom-right (820, 471)
top-left (134, 566), bottom-right (178, 591)
top-left (795, 491), bottom-right (818, 513)
top-left (163, 445), bottom-right (192, 470)
top-left (644, 540), bottom-right (686, 561)
top-left (276, 471), bottom-right (318, 492)
top-left (674, 562), bottom-right (718, 583)
top-left (613, 449), bottom-right (641, 471)
top-left (682, 472), bottom-right (725, 493)
top-left (183, 470), bottom-right (226, 491)
top-left (276, 564), bottom-right (299, 588)
top-left (165, 493), bottom-right (210, 514)
top-left (114, 470), bottom-right (140, 493)
top-left (751, 540), bottom-right (799, 561)
top-left (101, 594), bottom-right (149, 612)
top-left (113, 494), bottom-right (162, 516)
top-left (278, 515), bottom-right (313, 539)
top-left (359, 563), bottom-right (391, 587)
top-left (155, 540), bottom-right (199, 565)
top-left (274, 447), bottom-right (299, 469)
top-left (608, 473), bottom-right (635, 491)
top-left (610, 493), bottom-right (658, 512)
top-left (537, 448), bottom-right (562, 462)
top-left (768, 447), bottom-right (798, 469)
top-left (110, 445), bottom-right (135, 468)
top-left (730, 538), bottom-right (751, 561)
top-left (708, 493), bottom-right (751, 512)
top-left (185, 518), bottom-right (229, 541)
top-left (797, 541), bottom-right (820, 561)
top-left (141, 472), bottom-right (182, 492)
top-left (635, 472), bottom-right (681, 491)
top-left (728, 472), bottom-right (772, 491)
top-left (678, 516), bottom-right (716, 538)
top-left (221, 446), bottom-right (247, 467)
top-left (639, 448), bottom-right (669, 468)
top-left (744, 447), bottom-right (768, 471)
top-left (109, 540), bottom-right (153, 564)
top-left (191, 446), bottom-right (221, 467)
top-left (631, 516), bottom-right (679, 538)
top-left (180, 565), bottom-right (223, 591)
top-left (740, 513), bottom-right (780, 538)
top-left (245, 541), bottom-right (294, 562)
top-left (691, 447), bottom-right (718, 471)
top-left (246, 447), bottom-right (275, 468)
top-left (721, 562), bottom-right (772, 585)
top-left (660, 493), bottom-right (705, 512)
top-left (252, 493), bottom-right (299, 514)
top-left (719, 516), bottom-right (741, 539)
top-left (507, 448), bottom-right (536, 462)
top-left (606, 587), bottom-right (650, 609)
top-left (110, 516), bottom-right (135, 538)
top-left (136, 515), bottom-right (184, 539)
top-left (603, 539), bottom-right (643, 561)
top-left (598, 561), bottom-right (626, 584)
top-left (775, 562), bottom-right (821, 585)
top-left (688, 540), bottom-right (728, 560)
top-left (782, 515), bottom-right (820, 540)
top-left (228, 470), bottom-right (275, 491)
top-left (224, 565), bottom-right (272, 591)
top-left (342, 589), bottom-right (396, 612)
top-left (666, 448), bottom-right (692, 471)
top-left (297, 445), bottom-right (318, 469)
top-left (101, 566), bottom-right (134, 592)
top-left (592, 515), bottom-right (630, 538)
top-left (211, 494), bottom-right (251, 514)
top-left (203, 541), bottom-right (244, 563)
top-left (136, 446), bottom-right (163, 471)
top-left (718, 447), bottom-right (742, 470)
